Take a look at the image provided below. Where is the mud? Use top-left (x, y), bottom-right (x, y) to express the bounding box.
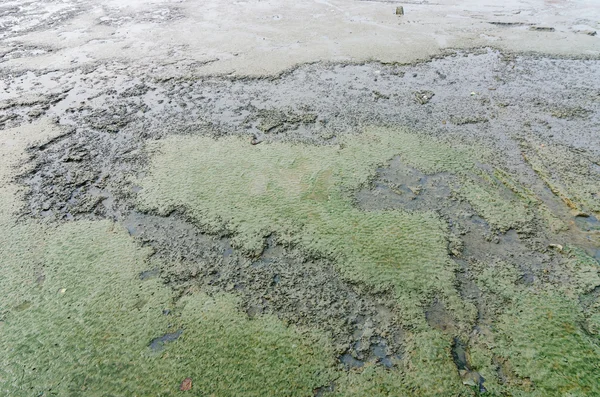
top-left (126, 210), bottom-right (405, 365)
top-left (6, 51), bottom-right (599, 223)
top-left (2, 0), bottom-right (600, 392)
top-left (3, 49), bottom-right (598, 380)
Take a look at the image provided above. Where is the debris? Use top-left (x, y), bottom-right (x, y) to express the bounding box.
top-left (529, 26), bottom-right (555, 32)
top-left (250, 135), bottom-right (261, 145)
top-left (58, 288), bottom-right (66, 294)
top-left (548, 244), bottom-right (563, 252)
top-left (413, 90), bottom-right (434, 105)
top-left (407, 185), bottom-right (421, 195)
top-left (180, 377), bottom-right (192, 391)
top-left (395, 6), bottom-right (404, 15)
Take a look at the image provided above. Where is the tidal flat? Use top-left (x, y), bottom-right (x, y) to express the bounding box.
top-left (1, 0), bottom-right (600, 395)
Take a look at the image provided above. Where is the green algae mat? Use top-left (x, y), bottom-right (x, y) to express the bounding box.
top-left (2, 122), bottom-right (600, 396)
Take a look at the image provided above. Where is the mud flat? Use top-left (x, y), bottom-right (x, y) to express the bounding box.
top-left (1, 1), bottom-right (600, 396)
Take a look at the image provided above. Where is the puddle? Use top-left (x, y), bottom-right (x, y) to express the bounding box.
top-left (14, 301), bottom-right (32, 312)
top-left (35, 274), bottom-right (45, 287)
top-left (149, 329), bottom-right (183, 352)
top-left (370, 341), bottom-right (396, 368)
top-left (575, 214), bottom-right (600, 232)
top-left (139, 268), bottom-right (160, 280)
top-left (222, 241), bottom-right (234, 258)
top-left (340, 353), bottom-right (364, 369)
top-left (451, 338), bottom-right (469, 371)
top-left (126, 224), bottom-right (138, 236)
top-left (452, 338), bottom-right (487, 393)
top-left (260, 235), bottom-right (285, 261)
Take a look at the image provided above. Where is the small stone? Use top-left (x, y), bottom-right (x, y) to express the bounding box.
top-left (395, 6), bottom-right (404, 15)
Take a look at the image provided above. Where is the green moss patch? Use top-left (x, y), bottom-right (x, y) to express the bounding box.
top-left (0, 121), bottom-right (336, 397)
top-left (0, 218), bottom-right (336, 396)
top-left (493, 291), bottom-right (600, 396)
top-left (522, 139), bottom-right (600, 214)
top-left (137, 127), bottom-right (481, 329)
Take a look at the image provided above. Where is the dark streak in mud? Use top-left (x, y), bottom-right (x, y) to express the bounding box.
top-left (149, 329), bottom-right (183, 352)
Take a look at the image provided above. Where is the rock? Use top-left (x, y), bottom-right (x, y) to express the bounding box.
top-left (396, 6), bottom-right (404, 15)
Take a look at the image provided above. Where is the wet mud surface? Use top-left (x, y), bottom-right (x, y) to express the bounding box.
top-left (2, 47), bottom-right (600, 394)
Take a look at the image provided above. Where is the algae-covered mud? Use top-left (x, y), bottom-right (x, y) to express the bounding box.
top-left (2, 0), bottom-right (600, 396)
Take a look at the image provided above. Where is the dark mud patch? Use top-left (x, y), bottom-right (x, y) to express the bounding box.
top-left (575, 214), bottom-right (600, 232)
top-left (487, 21), bottom-right (531, 27)
top-left (356, 154), bottom-right (593, 380)
top-left (426, 298), bottom-right (458, 333)
top-left (123, 211), bottom-right (405, 366)
top-left (451, 338), bottom-right (486, 393)
top-left (149, 329), bottom-right (183, 352)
